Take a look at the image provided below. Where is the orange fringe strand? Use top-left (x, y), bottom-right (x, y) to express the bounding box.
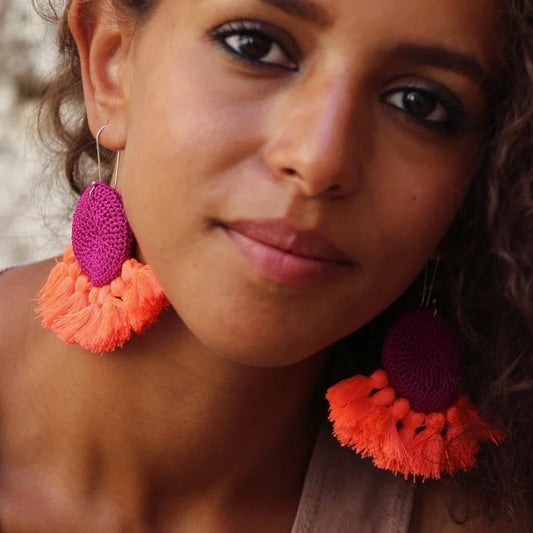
top-left (326, 370), bottom-right (506, 480)
top-left (36, 246), bottom-right (169, 353)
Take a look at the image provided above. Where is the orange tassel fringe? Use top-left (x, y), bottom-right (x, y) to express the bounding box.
top-left (327, 370), bottom-right (505, 480)
top-left (36, 246), bottom-right (169, 353)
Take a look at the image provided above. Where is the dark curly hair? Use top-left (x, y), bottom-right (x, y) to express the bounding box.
top-left (33, 0), bottom-right (533, 530)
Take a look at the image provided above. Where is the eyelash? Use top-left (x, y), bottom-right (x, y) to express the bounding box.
top-left (210, 21), bottom-right (467, 134)
top-left (210, 20), bottom-right (298, 71)
top-left (380, 86), bottom-right (467, 134)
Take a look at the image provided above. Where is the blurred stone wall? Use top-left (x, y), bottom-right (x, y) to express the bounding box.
top-left (0, 0), bottom-right (70, 269)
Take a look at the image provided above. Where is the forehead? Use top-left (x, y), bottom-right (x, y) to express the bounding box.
top-left (374, 1), bottom-right (498, 70)
top-left (270, 0), bottom-right (500, 63)
top-left (258, 0), bottom-right (499, 27)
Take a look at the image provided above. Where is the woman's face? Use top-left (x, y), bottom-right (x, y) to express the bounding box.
top-left (115, 0), bottom-right (498, 365)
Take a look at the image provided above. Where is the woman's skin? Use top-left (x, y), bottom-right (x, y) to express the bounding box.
top-left (0, 0), bottom-right (499, 531)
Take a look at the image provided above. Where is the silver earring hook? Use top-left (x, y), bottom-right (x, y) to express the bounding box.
top-left (95, 124), bottom-right (108, 183)
top-left (113, 151), bottom-right (121, 189)
top-left (420, 264), bottom-right (429, 307)
top-left (421, 251), bottom-right (441, 312)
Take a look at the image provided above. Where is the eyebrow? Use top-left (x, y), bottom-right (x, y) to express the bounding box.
top-left (388, 43), bottom-right (489, 84)
top-left (258, 0), bottom-right (332, 27)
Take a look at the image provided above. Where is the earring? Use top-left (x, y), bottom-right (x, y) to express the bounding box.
top-left (36, 125), bottom-right (169, 353)
top-left (326, 256), bottom-right (505, 480)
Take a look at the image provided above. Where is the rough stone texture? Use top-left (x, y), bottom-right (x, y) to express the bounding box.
top-left (0, 0), bottom-right (70, 269)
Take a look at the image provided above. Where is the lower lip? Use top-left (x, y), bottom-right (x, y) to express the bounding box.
top-left (224, 227), bottom-right (350, 287)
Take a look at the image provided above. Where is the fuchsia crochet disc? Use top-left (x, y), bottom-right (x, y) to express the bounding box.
top-left (382, 307), bottom-right (464, 413)
top-left (72, 183), bottom-right (133, 287)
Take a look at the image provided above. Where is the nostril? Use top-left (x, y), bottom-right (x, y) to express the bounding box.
top-left (282, 167), bottom-right (298, 176)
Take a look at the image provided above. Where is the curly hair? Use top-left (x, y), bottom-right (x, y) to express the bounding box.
top-left (33, 0), bottom-right (533, 529)
top-left (444, 1), bottom-right (533, 528)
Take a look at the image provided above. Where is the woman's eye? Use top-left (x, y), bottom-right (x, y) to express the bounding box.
top-left (211, 21), bottom-right (298, 71)
top-left (381, 87), bottom-right (466, 133)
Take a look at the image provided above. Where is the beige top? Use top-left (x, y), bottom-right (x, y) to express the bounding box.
top-left (292, 420), bottom-right (414, 533)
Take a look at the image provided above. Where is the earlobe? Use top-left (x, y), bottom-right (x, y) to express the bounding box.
top-left (68, 0), bottom-right (131, 149)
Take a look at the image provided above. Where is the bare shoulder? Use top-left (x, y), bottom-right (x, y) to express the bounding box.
top-left (0, 258), bottom-right (68, 404)
top-left (0, 259), bottom-right (57, 357)
top-left (0, 259), bottom-right (78, 530)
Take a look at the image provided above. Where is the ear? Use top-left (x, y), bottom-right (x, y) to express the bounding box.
top-left (68, 0), bottom-right (132, 150)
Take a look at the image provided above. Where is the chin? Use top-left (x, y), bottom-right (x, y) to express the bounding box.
top-left (193, 320), bottom-right (339, 368)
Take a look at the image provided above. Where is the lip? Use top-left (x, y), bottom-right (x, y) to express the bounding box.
top-left (221, 219), bottom-right (354, 287)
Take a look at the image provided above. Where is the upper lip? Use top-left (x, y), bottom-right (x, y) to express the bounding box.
top-left (223, 219), bottom-right (353, 264)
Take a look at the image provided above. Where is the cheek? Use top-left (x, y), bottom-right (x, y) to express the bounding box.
top-left (380, 173), bottom-right (468, 255)
top-left (120, 70), bottom-right (254, 253)
top-left (341, 138), bottom-right (475, 320)
top-left (367, 129), bottom-right (475, 259)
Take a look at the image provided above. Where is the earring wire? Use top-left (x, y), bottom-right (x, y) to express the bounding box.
top-left (91, 124), bottom-right (120, 200)
top-left (421, 251), bottom-right (441, 310)
top-left (95, 124), bottom-right (108, 183)
top-left (113, 151), bottom-right (120, 189)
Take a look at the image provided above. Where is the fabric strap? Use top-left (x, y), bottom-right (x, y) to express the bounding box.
top-left (292, 419), bottom-right (414, 533)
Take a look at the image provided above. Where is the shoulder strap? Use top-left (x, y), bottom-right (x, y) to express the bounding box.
top-left (292, 420), bottom-right (414, 533)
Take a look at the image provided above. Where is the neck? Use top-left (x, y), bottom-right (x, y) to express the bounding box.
top-left (44, 308), bottom-right (330, 520)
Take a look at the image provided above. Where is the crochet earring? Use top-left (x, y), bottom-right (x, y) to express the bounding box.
top-left (326, 256), bottom-right (505, 480)
top-left (36, 125), bottom-right (169, 353)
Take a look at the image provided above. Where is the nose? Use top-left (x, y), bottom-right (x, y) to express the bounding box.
top-left (262, 76), bottom-right (361, 198)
